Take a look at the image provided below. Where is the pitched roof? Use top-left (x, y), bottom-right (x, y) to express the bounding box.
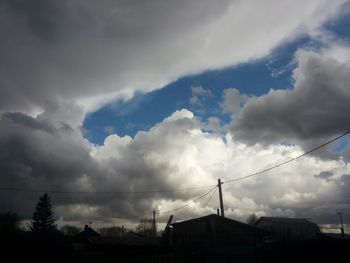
top-left (255, 217), bottom-right (316, 225)
top-left (74, 225), bottom-right (100, 239)
top-left (172, 214), bottom-right (259, 231)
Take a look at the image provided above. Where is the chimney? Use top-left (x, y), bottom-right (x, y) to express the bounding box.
top-left (84, 225), bottom-right (89, 230)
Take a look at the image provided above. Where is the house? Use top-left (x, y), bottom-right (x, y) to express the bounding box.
top-left (172, 214), bottom-right (264, 246)
top-left (170, 214), bottom-right (265, 262)
top-left (254, 217), bottom-right (321, 241)
top-left (74, 225), bottom-right (100, 242)
top-left (73, 228), bottom-right (160, 262)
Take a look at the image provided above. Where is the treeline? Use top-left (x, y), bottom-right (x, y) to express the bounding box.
top-left (0, 193), bottom-right (160, 238)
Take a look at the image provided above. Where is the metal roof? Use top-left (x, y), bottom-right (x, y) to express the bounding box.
top-left (255, 217), bottom-right (316, 225)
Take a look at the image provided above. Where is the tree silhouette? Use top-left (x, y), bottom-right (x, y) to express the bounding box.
top-left (0, 211), bottom-right (19, 237)
top-left (31, 193), bottom-right (56, 234)
top-left (136, 218), bottom-right (156, 237)
top-left (99, 226), bottom-right (126, 238)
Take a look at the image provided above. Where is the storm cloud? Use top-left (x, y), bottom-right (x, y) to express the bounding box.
top-left (0, 108), bottom-right (216, 224)
top-left (230, 45), bottom-right (350, 159)
top-left (1, 106), bottom-right (350, 226)
top-left (1, 0), bottom-right (350, 227)
top-left (0, 0), bottom-right (346, 114)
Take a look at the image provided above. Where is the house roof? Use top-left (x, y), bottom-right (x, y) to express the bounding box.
top-left (74, 225), bottom-right (100, 239)
top-left (172, 214), bottom-right (259, 231)
top-left (255, 217), bottom-right (316, 225)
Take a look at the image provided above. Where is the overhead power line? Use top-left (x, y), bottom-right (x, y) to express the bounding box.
top-left (155, 186), bottom-right (217, 215)
top-left (115, 186), bottom-right (218, 221)
top-left (189, 187), bottom-right (218, 219)
top-left (0, 184), bottom-right (216, 195)
top-left (1, 130), bottom-right (349, 201)
top-left (224, 130), bottom-right (350, 184)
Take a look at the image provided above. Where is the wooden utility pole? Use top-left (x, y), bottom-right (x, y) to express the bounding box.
top-left (162, 215), bottom-right (173, 245)
top-left (337, 212), bottom-right (345, 237)
top-left (153, 210), bottom-right (157, 237)
top-left (218, 179), bottom-right (225, 217)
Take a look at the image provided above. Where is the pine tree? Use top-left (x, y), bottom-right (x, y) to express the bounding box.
top-left (31, 193), bottom-right (56, 234)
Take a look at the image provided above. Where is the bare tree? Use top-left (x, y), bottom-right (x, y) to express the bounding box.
top-left (135, 218), bottom-right (155, 237)
top-left (0, 211), bottom-right (19, 236)
top-left (98, 226), bottom-right (126, 238)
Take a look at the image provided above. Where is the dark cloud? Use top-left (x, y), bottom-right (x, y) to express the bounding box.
top-left (230, 50), bottom-right (350, 158)
top-left (0, 109), bottom-right (94, 217)
top-left (0, 0), bottom-right (344, 113)
top-left (0, 0), bottom-right (349, 226)
top-left (1, 0), bottom-right (64, 41)
top-left (0, 0), bottom-right (228, 113)
top-left (0, 108), bottom-right (209, 223)
top-left (1, 106), bottom-right (350, 225)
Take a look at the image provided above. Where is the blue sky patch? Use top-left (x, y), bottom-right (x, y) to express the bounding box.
top-left (83, 13), bottom-right (350, 145)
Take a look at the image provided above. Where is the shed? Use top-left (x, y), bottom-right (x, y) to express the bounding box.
top-left (255, 217), bottom-right (321, 240)
top-left (171, 214), bottom-right (264, 246)
top-left (170, 214), bottom-right (265, 262)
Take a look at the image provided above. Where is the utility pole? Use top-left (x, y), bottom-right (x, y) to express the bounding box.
top-left (218, 179), bottom-right (225, 217)
top-left (337, 212), bottom-right (345, 237)
top-left (162, 215), bottom-right (173, 245)
top-left (153, 210), bottom-right (157, 237)
top-left (122, 225), bottom-right (125, 239)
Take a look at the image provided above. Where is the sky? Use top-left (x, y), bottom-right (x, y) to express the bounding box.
top-left (1, 0), bottom-right (350, 230)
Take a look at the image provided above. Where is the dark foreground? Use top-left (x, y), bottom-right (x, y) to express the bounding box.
top-left (1, 232), bottom-right (350, 263)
